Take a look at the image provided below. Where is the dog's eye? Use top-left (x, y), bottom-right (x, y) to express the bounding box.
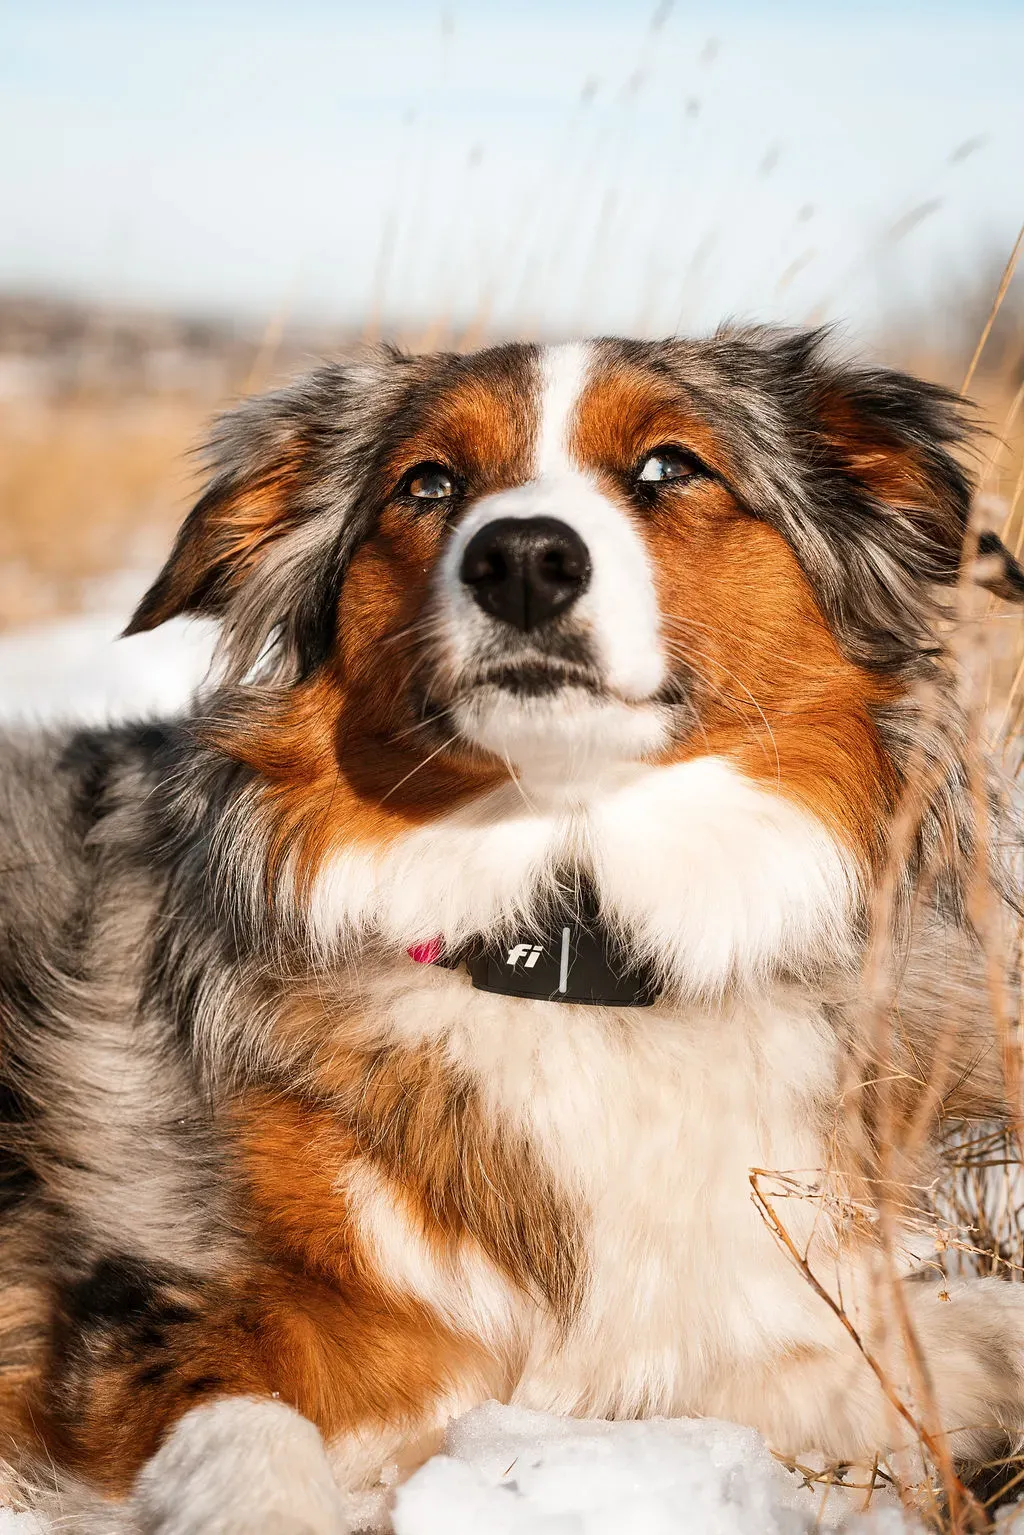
top-left (635, 447), bottom-right (704, 485)
top-left (404, 463), bottom-right (455, 500)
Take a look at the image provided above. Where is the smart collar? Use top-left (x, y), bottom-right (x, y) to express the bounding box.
top-left (408, 884), bottom-right (660, 1007)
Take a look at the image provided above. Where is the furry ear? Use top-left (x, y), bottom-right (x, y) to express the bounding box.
top-left (813, 356), bottom-right (1024, 605)
top-left (124, 353), bottom-right (411, 681)
top-left (811, 357), bottom-right (976, 585)
top-left (121, 358), bottom-right (400, 683)
top-left (124, 408), bottom-right (305, 636)
top-left (715, 329), bottom-right (1005, 667)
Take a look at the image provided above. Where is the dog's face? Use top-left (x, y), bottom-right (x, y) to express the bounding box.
top-left (391, 343), bottom-right (672, 772)
top-left (130, 330), bottom-right (1007, 967)
top-left (363, 340), bottom-right (847, 781)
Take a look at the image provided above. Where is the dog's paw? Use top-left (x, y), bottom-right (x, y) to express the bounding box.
top-left (133, 1397), bottom-right (350, 1535)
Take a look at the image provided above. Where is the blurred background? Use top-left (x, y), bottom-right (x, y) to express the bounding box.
top-left (0, 0), bottom-right (1021, 700)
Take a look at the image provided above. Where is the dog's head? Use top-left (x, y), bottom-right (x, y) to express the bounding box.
top-left (129, 331), bottom-right (1020, 977)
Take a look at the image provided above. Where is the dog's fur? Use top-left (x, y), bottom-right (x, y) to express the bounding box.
top-left (3, 330), bottom-right (1024, 1531)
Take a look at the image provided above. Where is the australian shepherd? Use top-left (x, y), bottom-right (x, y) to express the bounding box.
top-left (3, 329), bottom-right (1024, 1532)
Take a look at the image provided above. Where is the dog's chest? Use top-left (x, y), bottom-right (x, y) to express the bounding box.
top-left (512, 997), bottom-right (838, 1414)
top-left (373, 976), bottom-right (842, 1418)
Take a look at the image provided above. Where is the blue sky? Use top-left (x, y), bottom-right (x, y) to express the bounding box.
top-left (1, 1), bottom-right (1021, 341)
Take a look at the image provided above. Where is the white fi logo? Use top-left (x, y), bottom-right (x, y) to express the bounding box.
top-left (506, 943), bottom-right (543, 969)
top-left (506, 928), bottom-right (573, 994)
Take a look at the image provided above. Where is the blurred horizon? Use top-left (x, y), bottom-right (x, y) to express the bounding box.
top-left (2, 0), bottom-right (1022, 346)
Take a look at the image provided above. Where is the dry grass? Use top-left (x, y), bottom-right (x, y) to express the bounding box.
top-left (747, 254), bottom-right (1024, 1526)
top-left (0, 300), bottom-right (354, 631)
top-left (0, 397), bottom-right (206, 628)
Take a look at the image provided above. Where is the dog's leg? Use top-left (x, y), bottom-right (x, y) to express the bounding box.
top-left (132, 1398), bottom-right (347, 1535)
top-left (892, 1278), bottom-right (1024, 1463)
top-left (38, 1256), bottom-right (492, 1534)
top-left (712, 1276), bottom-right (1024, 1468)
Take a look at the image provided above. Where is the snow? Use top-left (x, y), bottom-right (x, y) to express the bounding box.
top-left (0, 1517), bottom-right (45, 1535)
top-left (0, 601), bottom-right (215, 726)
top-left (393, 1403), bottom-right (920, 1535)
top-left (0, 602), bottom-right (962, 1532)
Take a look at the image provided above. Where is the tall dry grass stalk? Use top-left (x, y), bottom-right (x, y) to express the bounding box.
top-left (0, 398), bottom-right (206, 628)
top-left (750, 234), bottom-right (1024, 1532)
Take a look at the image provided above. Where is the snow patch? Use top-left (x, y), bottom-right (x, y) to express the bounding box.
top-left (0, 605), bottom-right (214, 725)
top-left (0, 1517), bottom-right (46, 1535)
top-left (393, 1403), bottom-right (918, 1535)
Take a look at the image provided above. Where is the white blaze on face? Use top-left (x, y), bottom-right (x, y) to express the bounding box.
top-left (439, 343), bottom-right (669, 774)
top-left (535, 344), bottom-right (666, 698)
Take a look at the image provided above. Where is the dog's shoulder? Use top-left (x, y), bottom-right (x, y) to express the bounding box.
top-left (0, 718), bottom-right (180, 957)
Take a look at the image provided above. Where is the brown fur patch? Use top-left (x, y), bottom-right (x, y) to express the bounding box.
top-left (35, 1016), bottom-right (577, 1496)
top-left (0, 1226), bottom-right (51, 1471)
top-left (378, 364), bottom-right (536, 501)
top-left (211, 657), bottom-right (498, 894)
top-left (125, 454), bottom-right (302, 633)
top-left (570, 363), bottom-right (899, 864)
top-left (233, 1023), bottom-right (585, 1320)
top-left (568, 365), bottom-right (731, 482)
top-left (42, 1260), bottom-right (492, 1495)
top-left (229, 1093), bottom-right (365, 1284)
top-left (815, 389), bottom-right (962, 551)
top-left (208, 359), bottom-right (543, 888)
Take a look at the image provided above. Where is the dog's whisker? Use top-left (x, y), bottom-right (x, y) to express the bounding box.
top-left (376, 735), bottom-right (461, 805)
top-left (661, 638), bottom-right (781, 782)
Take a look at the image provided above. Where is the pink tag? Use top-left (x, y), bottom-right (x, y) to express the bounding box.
top-left (407, 936), bottom-right (444, 965)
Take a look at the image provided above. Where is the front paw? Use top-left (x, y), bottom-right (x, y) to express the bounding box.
top-left (133, 1398), bottom-right (349, 1535)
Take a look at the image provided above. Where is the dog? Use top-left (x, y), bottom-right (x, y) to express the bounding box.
top-left (3, 328), bottom-right (1024, 1532)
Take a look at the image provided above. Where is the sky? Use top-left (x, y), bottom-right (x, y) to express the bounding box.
top-left (0, 0), bottom-right (1021, 343)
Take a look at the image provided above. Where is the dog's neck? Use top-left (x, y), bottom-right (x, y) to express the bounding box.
top-left (299, 756), bottom-right (859, 1002)
top-left (409, 878), bottom-right (662, 1007)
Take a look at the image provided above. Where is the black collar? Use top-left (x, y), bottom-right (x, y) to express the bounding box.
top-left (462, 883), bottom-right (660, 1007)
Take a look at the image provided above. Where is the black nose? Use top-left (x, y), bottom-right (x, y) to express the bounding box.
top-left (460, 516), bottom-right (591, 632)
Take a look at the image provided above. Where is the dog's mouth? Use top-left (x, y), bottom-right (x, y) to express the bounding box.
top-left (421, 501), bottom-right (677, 770)
top-left (464, 658), bottom-right (606, 699)
top-left (426, 652), bottom-right (674, 773)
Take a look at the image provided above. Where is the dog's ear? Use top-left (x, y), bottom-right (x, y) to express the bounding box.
top-left (810, 354), bottom-right (977, 583)
top-left (124, 403), bottom-right (306, 636)
top-left (811, 355), bottom-right (1024, 605)
top-left (121, 356), bottom-right (411, 682)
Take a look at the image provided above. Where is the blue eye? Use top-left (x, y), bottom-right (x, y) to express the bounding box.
top-left (636, 447), bottom-right (702, 485)
top-left (405, 463), bottom-right (454, 500)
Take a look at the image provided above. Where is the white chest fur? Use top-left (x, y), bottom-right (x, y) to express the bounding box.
top-left (328, 753), bottom-right (859, 1421)
top-left (305, 756), bottom-right (858, 1000)
top-left (355, 964), bottom-right (844, 1422)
